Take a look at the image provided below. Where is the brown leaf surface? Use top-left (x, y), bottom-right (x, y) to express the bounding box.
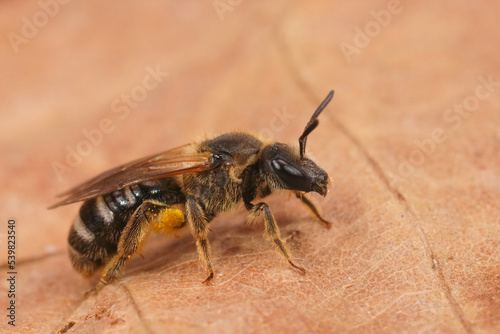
top-left (1, 1), bottom-right (499, 333)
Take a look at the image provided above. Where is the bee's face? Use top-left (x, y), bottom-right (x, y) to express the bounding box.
top-left (260, 143), bottom-right (329, 196)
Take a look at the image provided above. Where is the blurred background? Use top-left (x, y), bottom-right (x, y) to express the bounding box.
top-left (1, 1), bottom-right (499, 333)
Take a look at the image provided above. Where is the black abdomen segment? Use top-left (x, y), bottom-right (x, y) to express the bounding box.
top-left (68, 178), bottom-right (184, 276)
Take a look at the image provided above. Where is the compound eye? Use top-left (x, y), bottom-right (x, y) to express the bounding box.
top-left (271, 159), bottom-right (302, 176)
top-left (271, 159), bottom-right (312, 191)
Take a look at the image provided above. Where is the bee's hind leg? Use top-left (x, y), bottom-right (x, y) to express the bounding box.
top-left (91, 200), bottom-right (171, 294)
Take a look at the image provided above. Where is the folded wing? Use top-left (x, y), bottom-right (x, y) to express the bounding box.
top-left (49, 144), bottom-right (212, 208)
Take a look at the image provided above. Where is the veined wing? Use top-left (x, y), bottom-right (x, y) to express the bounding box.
top-left (49, 144), bottom-right (212, 208)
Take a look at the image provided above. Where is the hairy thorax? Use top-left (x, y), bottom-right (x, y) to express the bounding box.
top-left (182, 132), bottom-right (265, 218)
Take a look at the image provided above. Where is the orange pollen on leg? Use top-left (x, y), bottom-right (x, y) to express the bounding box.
top-left (152, 208), bottom-right (185, 235)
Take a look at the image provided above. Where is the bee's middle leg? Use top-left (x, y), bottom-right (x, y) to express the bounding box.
top-left (91, 200), bottom-right (169, 294)
top-left (246, 202), bottom-right (306, 274)
top-left (185, 196), bottom-right (214, 284)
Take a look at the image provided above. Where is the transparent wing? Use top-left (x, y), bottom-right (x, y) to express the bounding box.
top-left (49, 144), bottom-right (212, 209)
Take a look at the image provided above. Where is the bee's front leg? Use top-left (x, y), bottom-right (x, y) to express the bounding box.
top-left (185, 196), bottom-right (214, 284)
top-left (295, 192), bottom-right (332, 229)
top-left (246, 201), bottom-right (306, 275)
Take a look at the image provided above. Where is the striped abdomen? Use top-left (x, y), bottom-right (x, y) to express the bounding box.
top-left (68, 179), bottom-right (183, 277)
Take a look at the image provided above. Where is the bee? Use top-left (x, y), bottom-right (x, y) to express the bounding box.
top-left (50, 90), bottom-right (334, 293)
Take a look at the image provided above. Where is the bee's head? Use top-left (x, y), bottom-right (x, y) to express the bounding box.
top-left (260, 143), bottom-right (329, 196)
top-left (260, 90), bottom-right (334, 196)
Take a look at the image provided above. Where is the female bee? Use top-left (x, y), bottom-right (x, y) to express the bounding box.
top-left (50, 90), bottom-right (334, 293)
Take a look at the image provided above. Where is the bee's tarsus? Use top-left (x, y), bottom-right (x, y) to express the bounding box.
top-left (84, 286), bottom-right (98, 298)
top-left (288, 260), bottom-right (306, 275)
top-left (202, 272), bottom-right (214, 285)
